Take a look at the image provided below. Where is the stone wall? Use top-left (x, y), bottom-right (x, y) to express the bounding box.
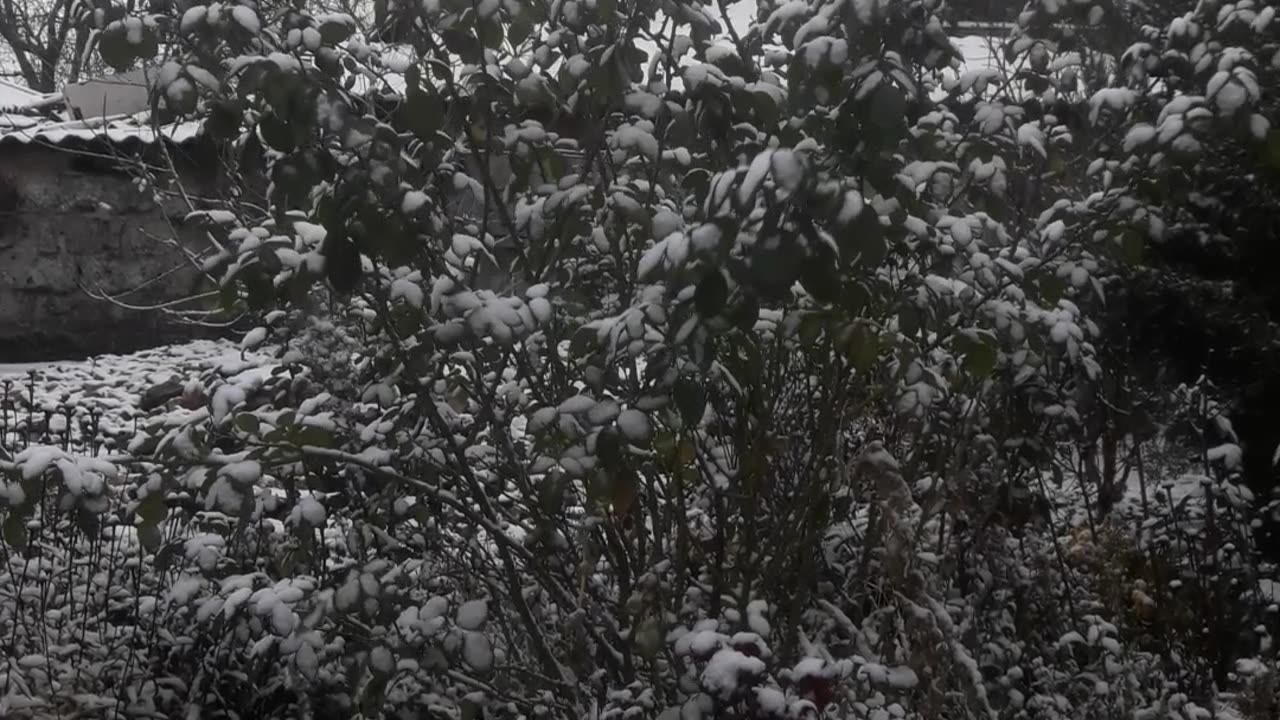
top-left (0, 136), bottom-right (582, 361)
top-left (0, 141), bottom-right (221, 361)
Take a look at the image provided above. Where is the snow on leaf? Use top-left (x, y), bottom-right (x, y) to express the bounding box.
top-left (739, 150), bottom-right (775, 207)
top-left (586, 398), bottom-right (620, 425)
top-left (1088, 88), bottom-right (1137, 124)
top-left (1017, 123), bottom-right (1046, 158)
top-left (756, 687), bottom-right (786, 714)
top-left (15, 445), bottom-right (64, 481)
top-left (402, 190), bottom-right (428, 214)
top-left (1212, 77), bottom-right (1249, 115)
top-left (860, 663), bottom-right (920, 689)
top-left (456, 599), bottom-right (488, 630)
top-left (186, 209), bottom-right (237, 225)
top-left (637, 237), bottom-right (670, 280)
top-left (295, 497), bottom-right (325, 526)
top-left (1207, 443), bottom-right (1243, 471)
top-left (241, 326), bottom-right (268, 350)
top-left (1058, 630), bottom-right (1086, 646)
top-left (558, 395), bottom-right (596, 414)
top-left (296, 643), bottom-right (319, 679)
top-left (616, 408), bottom-right (652, 443)
top-left (370, 646), bottom-right (395, 674)
top-left (211, 383), bottom-right (247, 423)
top-left (180, 5), bottom-right (207, 33)
top-left (770, 150), bottom-right (804, 196)
top-left (219, 460), bottom-right (262, 487)
top-left (231, 6), bottom-right (260, 34)
top-left (390, 278), bottom-right (425, 308)
top-left (1123, 123), bottom-right (1157, 152)
top-left (462, 631), bottom-right (493, 672)
top-left (702, 648), bottom-right (766, 700)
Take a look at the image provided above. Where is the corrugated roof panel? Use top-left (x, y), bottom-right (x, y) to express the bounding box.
top-left (0, 113), bottom-right (42, 130)
top-left (0, 113), bottom-right (202, 147)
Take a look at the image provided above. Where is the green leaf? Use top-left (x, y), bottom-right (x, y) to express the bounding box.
top-left (956, 330), bottom-right (999, 378)
top-left (261, 69), bottom-right (303, 116)
top-left (477, 18), bottom-right (503, 49)
top-left (653, 429), bottom-right (676, 458)
top-left (673, 377), bottom-right (705, 428)
top-left (242, 268), bottom-right (274, 310)
top-left (1120, 228), bottom-right (1144, 264)
top-left (404, 86), bottom-right (443, 142)
top-left (800, 254), bottom-right (839, 304)
top-left (694, 270), bottom-right (729, 317)
top-left (841, 211), bottom-right (887, 268)
top-left (137, 521), bottom-right (162, 551)
top-left (319, 19), bottom-right (354, 45)
top-left (610, 468), bottom-right (638, 515)
top-left (508, 18), bottom-right (534, 47)
top-left (867, 82), bottom-right (908, 138)
top-left (154, 541), bottom-right (181, 574)
top-left (442, 28), bottom-right (482, 64)
top-left (898, 305), bottom-right (922, 339)
top-left (98, 26), bottom-right (135, 71)
top-left (675, 438), bottom-right (697, 467)
top-left (75, 510), bottom-right (100, 540)
top-left (798, 312), bottom-right (825, 345)
top-left (750, 232), bottom-right (805, 302)
top-left (751, 89), bottom-right (781, 128)
top-left (569, 326), bottom-right (597, 358)
top-left (359, 674), bottom-right (389, 717)
top-left (427, 58), bottom-right (455, 84)
top-left (316, 47), bottom-right (343, 77)
top-left (294, 423), bottom-right (335, 448)
top-left (842, 281), bottom-right (871, 316)
top-left (634, 615), bottom-right (662, 658)
top-left (537, 149), bottom-right (565, 183)
top-left (136, 26), bottom-right (159, 60)
top-left (846, 322), bottom-right (880, 373)
top-left (137, 491), bottom-right (168, 526)
top-left (258, 113), bottom-right (297, 152)
top-left (728, 292), bottom-right (760, 333)
top-left (206, 99), bottom-right (244, 141)
top-left (235, 413), bottom-right (261, 434)
top-left (322, 227), bottom-right (362, 294)
top-left (2, 514), bottom-right (27, 551)
top-left (597, 428), bottom-right (623, 467)
top-left (1038, 273), bottom-right (1066, 306)
top-left (1266, 129), bottom-right (1280, 170)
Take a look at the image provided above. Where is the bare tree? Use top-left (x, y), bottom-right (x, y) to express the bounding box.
top-left (0, 0), bottom-right (96, 92)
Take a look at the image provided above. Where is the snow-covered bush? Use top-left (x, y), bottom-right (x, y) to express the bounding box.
top-left (2, 0), bottom-right (1280, 718)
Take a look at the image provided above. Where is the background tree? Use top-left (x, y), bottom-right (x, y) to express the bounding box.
top-left (0, 0), bottom-right (99, 91)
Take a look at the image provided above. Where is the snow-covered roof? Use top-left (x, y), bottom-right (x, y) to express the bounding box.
top-left (0, 111), bottom-right (202, 148)
top-left (0, 78), bottom-right (56, 112)
top-left (1, 72), bottom-right (201, 149)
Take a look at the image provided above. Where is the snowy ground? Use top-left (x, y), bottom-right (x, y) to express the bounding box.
top-left (0, 339), bottom-right (265, 446)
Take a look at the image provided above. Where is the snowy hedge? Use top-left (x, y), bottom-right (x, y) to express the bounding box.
top-left (2, 0), bottom-right (1280, 718)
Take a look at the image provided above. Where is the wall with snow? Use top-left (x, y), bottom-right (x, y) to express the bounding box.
top-left (0, 142), bottom-right (222, 361)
